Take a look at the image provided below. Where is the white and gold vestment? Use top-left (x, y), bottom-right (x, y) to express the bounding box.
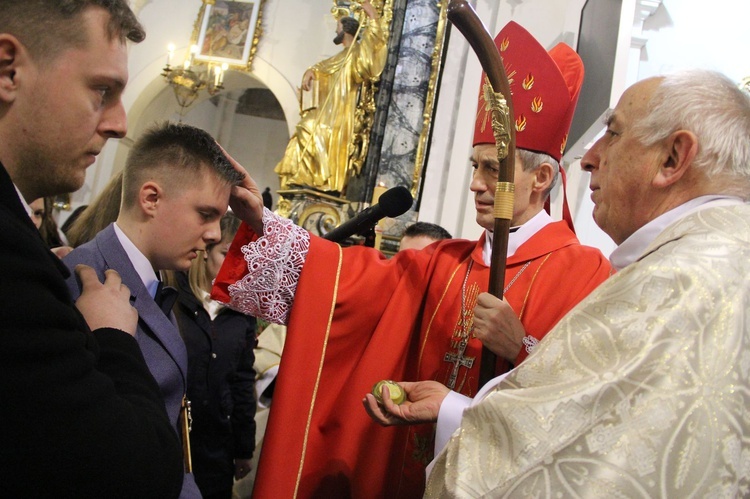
top-left (426, 204), bottom-right (750, 498)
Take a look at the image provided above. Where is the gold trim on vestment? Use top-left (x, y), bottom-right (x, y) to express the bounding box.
top-left (518, 252), bottom-right (553, 321)
top-left (399, 255), bottom-right (470, 492)
top-left (294, 244), bottom-right (343, 498)
top-left (416, 256), bottom-right (471, 373)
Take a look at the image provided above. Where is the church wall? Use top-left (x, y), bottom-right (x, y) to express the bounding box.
top-left (70, 0), bottom-right (750, 257)
top-left (421, 0), bottom-right (750, 255)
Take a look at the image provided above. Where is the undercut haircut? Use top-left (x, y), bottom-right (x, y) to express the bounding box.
top-left (403, 222), bottom-right (452, 241)
top-left (0, 0), bottom-right (145, 64)
top-left (121, 122), bottom-right (245, 209)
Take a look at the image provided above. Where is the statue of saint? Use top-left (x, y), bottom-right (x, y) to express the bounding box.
top-left (275, 0), bottom-right (389, 193)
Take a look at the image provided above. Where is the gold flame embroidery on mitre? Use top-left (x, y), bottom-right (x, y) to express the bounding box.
top-left (531, 96), bottom-right (543, 113)
top-left (516, 114), bottom-right (527, 132)
top-left (522, 73), bottom-right (534, 90)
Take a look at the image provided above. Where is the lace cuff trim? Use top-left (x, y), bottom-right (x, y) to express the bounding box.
top-left (522, 335), bottom-right (539, 355)
top-left (227, 208), bottom-right (310, 324)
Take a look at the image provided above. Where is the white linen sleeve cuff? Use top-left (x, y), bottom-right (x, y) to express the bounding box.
top-left (432, 391), bottom-right (472, 466)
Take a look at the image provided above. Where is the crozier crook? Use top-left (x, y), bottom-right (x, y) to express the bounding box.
top-left (447, 0), bottom-right (516, 387)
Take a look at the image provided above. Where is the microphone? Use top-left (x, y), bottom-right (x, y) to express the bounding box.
top-left (323, 186), bottom-right (413, 243)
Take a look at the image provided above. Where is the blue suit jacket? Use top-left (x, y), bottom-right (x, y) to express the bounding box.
top-left (63, 224), bottom-right (201, 498)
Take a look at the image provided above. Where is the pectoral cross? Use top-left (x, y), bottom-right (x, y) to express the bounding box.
top-left (443, 269), bottom-right (479, 391)
top-left (444, 303), bottom-right (476, 390)
top-left (444, 336), bottom-right (475, 390)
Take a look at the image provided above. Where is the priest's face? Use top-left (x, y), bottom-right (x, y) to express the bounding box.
top-left (470, 145), bottom-right (537, 231)
top-left (581, 77), bottom-right (664, 244)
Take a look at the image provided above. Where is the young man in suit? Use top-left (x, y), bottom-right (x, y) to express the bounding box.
top-left (64, 121), bottom-right (244, 498)
top-left (0, 1), bottom-right (185, 497)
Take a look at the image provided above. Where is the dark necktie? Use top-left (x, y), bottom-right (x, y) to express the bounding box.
top-left (154, 281), bottom-right (178, 317)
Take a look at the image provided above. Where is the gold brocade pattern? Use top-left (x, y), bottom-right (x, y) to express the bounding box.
top-left (426, 204), bottom-right (750, 498)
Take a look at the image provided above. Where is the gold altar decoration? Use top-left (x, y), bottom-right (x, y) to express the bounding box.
top-left (274, 0), bottom-right (393, 194)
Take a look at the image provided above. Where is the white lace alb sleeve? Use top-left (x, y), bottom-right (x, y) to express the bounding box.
top-left (226, 208), bottom-right (310, 324)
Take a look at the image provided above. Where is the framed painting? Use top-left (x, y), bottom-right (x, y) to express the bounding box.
top-left (195, 0), bottom-right (263, 67)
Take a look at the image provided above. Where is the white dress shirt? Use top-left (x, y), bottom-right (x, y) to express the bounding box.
top-left (113, 222), bottom-right (160, 299)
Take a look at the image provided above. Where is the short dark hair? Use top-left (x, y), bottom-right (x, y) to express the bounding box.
top-left (0, 0), bottom-right (145, 63)
top-left (403, 222), bottom-right (452, 241)
top-left (340, 16), bottom-right (360, 37)
top-left (122, 122), bottom-right (245, 209)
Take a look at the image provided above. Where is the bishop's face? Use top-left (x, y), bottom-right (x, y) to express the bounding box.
top-left (469, 145), bottom-right (539, 231)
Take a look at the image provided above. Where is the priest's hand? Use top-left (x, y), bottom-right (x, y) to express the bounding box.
top-left (362, 381), bottom-right (450, 426)
top-left (473, 292), bottom-right (525, 362)
top-left (219, 144), bottom-right (265, 235)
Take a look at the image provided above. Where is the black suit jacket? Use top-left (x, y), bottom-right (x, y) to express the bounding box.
top-left (173, 271), bottom-right (257, 495)
top-left (0, 163), bottom-right (183, 498)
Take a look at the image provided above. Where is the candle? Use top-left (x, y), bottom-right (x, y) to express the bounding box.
top-left (218, 63), bottom-right (229, 86)
top-left (213, 66), bottom-right (221, 88)
top-left (166, 43), bottom-right (175, 67)
top-left (188, 44), bottom-right (198, 69)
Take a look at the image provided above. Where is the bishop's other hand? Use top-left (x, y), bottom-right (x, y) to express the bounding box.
top-left (218, 143), bottom-right (264, 235)
top-left (472, 292), bottom-right (526, 362)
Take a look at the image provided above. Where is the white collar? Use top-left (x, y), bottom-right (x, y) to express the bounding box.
top-left (610, 195), bottom-right (745, 270)
top-left (12, 182), bottom-right (33, 219)
top-left (482, 210), bottom-right (553, 266)
top-left (113, 222), bottom-right (161, 298)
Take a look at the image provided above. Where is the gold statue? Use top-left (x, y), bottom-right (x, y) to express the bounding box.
top-left (275, 0), bottom-right (390, 193)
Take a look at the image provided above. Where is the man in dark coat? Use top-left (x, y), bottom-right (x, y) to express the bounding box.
top-left (0, 1), bottom-right (183, 497)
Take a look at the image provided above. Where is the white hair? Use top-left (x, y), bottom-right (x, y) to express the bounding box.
top-left (633, 69), bottom-right (750, 195)
top-left (518, 149), bottom-right (560, 199)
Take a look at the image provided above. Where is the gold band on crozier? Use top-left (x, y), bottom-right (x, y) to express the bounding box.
top-left (494, 182), bottom-right (515, 220)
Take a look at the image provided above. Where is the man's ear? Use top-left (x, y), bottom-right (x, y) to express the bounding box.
top-left (0, 34), bottom-right (23, 104)
top-left (532, 162), bottom-right (555, 193)
top-left (654, 130), bottom-right (698, 188)
top-left (138, 181), bottom-right (163, 217)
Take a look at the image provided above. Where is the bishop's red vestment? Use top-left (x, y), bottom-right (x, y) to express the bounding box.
top-left (213, 210), bottom-right (612, 498)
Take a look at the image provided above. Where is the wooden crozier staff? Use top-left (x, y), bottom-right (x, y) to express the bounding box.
top-left (447, 0), bottom-right (516, 388)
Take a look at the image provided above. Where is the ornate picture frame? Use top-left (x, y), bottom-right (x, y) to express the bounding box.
top-left (195, 0), bottom-right (263, 68)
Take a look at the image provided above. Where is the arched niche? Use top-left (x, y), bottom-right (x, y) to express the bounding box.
top-left (104, 54), bottom-right (296, 206)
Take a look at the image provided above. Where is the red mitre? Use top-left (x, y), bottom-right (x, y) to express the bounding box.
top-left (472, 21), bottom-right (584, 162)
